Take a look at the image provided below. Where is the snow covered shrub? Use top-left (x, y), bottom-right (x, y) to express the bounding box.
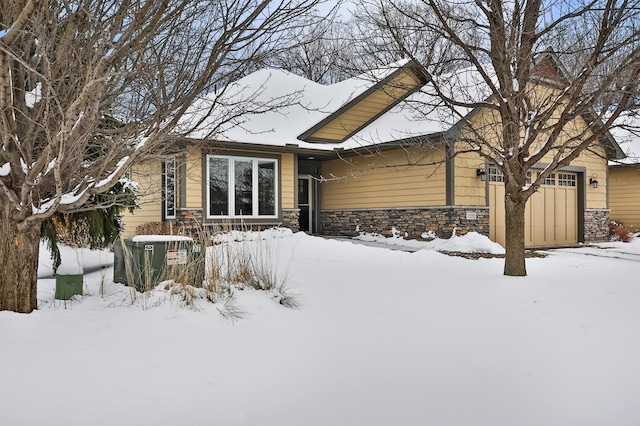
top-left (608, 220), bottom-right (633, 242)
top-left (203, 242), bottom-right (241, 319)
top-left (205, 227), bottom-right (298, 309)
top-left (160, 281), bottom-right (202, 309)
top-left (214, 291), bottom-right (245, 323)
top-left (243, 238), bottom-right (284, 291)
top-left (272, 283), bottom-right (301, 309)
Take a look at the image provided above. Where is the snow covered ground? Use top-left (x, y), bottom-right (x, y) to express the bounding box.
top-left (2, 231), bottom-right (640, 426)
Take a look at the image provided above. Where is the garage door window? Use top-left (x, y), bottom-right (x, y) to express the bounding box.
top-left (558, 173), bottom-right (576, 187)
top-left (538, 172), bottom-right (556, 185)
top-left (488, 166), bottom-right (504, 182)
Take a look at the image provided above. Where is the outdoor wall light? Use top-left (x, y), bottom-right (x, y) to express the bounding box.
top-left (476, 168), bottom-right (487, 181)
top-left (589, 174), bottom-right (599, 189)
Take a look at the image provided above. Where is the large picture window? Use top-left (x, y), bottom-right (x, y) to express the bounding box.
top-left (206, 155), bottom-right (278, 218)
top-left (162, 157), bottom-right (176, 220)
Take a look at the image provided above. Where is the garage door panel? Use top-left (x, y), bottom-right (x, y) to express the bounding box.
top-left (524, 193), bottom-right (533, 246)
top-left (566, 189), bottom-right (577, 242)
top-left (489, 172), bottom-right (578, 247)
top-left (530, 190), bottom-right (544, 246)
top-left (555, 188), bottom-right (567, 242)
top-left (489, 183), bottom-right (505, 245)
top-left (544, 188), bottom-right (556, 242)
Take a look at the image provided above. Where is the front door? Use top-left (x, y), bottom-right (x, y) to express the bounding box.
top-left (298, 177), bottom-right (314, 233)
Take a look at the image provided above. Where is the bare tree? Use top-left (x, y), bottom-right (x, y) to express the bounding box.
top-left (0, 0), bottom-right (325, 313)
top-left (348, 0), bottom-right (467, 73)
top-left (268, 3), bottom-right (456, 80)
top-left (352, 0), bottom-right (640, 276)
top-left (260, 12), bottom-right (354, 83)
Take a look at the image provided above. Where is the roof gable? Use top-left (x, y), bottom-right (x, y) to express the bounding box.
top-left (297, 62), bottom-right (426, 143)
top-left (530, 52), bottom-right (571, 87)
top-left (178, 60), bottom-right (436, 151)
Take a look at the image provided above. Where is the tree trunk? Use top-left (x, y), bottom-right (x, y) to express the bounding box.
top-left (503, 193), bottom-right (527, 277)
top-left (0, 204), bottom-right (41, 313)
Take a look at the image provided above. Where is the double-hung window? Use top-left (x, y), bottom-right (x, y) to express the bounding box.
top-left (162, 156), bottom-right (177, 220)
top-left (206, 155), bottom-right (278, 218)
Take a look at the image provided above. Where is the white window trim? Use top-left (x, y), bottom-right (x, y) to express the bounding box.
top-left (206, 154), bottom-right (279, 219)
top-left (163, 156), bottom-right (177, 220)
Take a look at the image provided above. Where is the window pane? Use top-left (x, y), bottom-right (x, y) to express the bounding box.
top-left (259, 160), bottom-right (276, 215)
top-left (234, 159), bottom-right (253, 216)
top-left (558, 173), bottom-right (576, 187)
top-left (209, 157), bottom-right (229, 216)
top-left (164, 158), bottom-right (176, 219)
top-left (488, 166), bottom-right (504, 182)
top-left (536, 172), bottom-right (556, 185)
top-left (298, 178), bottom-right (309, 205)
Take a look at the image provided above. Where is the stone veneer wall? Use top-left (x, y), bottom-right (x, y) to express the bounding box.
top-left (320, 207), bottom-right (490, 239)
top-left (584, 208), bottom-right (610, 242)
top-left (279, 209), bottom-right (300, 233)
top-left (177, 209), bottom-right (203, 231)
top-left (146, 208), bottom-right (301, 235)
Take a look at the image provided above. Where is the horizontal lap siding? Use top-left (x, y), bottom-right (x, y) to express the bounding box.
top-left (321, 148), bottom-right (446, 209)
top-left (454, 150), bottom-right (487, 206)
top-left (609, 167), bottom-right (640, 231)
top-left (310, 71), bottom-right (421, 141)
top-left (121, 160), bottom-right (163, 237)
top-left (569, 147), bottom-right (607, 209)
top-left (185, 147), bottom-right (295, 212)
top-left (280, 153), bottom-right (295, 209)
top-left (185, 145), bottom-right (202, 209)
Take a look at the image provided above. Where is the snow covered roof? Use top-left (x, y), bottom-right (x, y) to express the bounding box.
top-left (609, 113), bottom-right (640, 165)
top-left (178, 60), bottom-right (450, 151)
top-left (177, 56), bottom-right (624, 158)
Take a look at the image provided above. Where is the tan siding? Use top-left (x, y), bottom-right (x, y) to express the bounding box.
top-left (531, 141), bottom-right (608, 209)
top-left (121, 160), bottom-right (163, 237)
top-left (461, 87), bottom-right (608, 245)
top-left (568, 145), bottom-right (608, 209)
top-left (454, 149), bottom-right (486, 206)
top-left (281, 153), bottom-right (295, 209)
top-left (321, 147), bottom-right (446, 209)
top-left (463, 104), bottom-right (609, 209)
top-left (309, 70), bottom-right (421, 141)
top-left (185, 146), bottom-right (295, 212)
top-left (185, 145), bottom-right (202, 209)
top-left (122, 146), bottom-right (294, 234)
top-left (609, 166), bottom-right (640, 231)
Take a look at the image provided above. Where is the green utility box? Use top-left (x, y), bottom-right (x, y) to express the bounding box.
top-left (113, 237), bottom-right (206, 291)
top-left (55, 274), bottom-right (83, 300)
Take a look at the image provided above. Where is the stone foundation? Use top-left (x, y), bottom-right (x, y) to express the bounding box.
top-left (139, 208), bottom-right (300, 236)
top-left (584, 208), bottom-right (610, 242)
top-left (279, 209), bottom-right (300, 233)
top-left (320, 207), bottom-right (490, 239)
